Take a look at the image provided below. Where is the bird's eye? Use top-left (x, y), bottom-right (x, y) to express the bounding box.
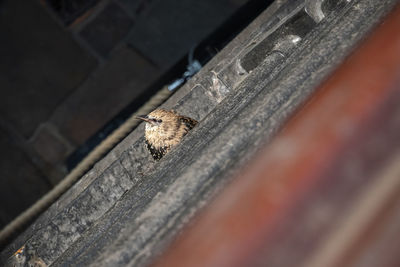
top-left (151, 118), bottom-right (162, 123)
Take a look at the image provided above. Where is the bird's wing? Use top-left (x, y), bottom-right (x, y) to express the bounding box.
top-left (179, 116), bottom-right (198, 131)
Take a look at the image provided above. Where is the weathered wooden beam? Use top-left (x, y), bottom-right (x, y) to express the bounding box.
top-left (151, 4), bottom-right (400, 267)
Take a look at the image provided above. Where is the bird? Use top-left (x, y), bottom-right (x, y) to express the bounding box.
top-left (137, 109), bottom-right (198, 160)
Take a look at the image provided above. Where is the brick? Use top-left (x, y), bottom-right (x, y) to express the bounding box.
top-left (29, 123), bottom-right (75, 165)
top-left (0, 0), bottom-right (97, 138)
top-left (79, 1), bottom-right (134, 57)
top-left (0, 129), bottom-right (50, 228)
top-left (126, 0), bottom-right (246, 68)
top-left (50, 45), bottom-right (160, 145)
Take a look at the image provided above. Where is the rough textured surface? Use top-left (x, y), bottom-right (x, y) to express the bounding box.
top-left (1, 0), bottom-right (398, 266)
top-left (150, 8), bottom-right (400, 264)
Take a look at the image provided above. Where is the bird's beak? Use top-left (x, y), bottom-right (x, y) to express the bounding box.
top-left (136, 115), bottom-right (153, 124)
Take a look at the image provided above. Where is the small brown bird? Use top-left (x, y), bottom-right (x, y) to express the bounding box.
top-left (137, 109), bottom-right (198, 160)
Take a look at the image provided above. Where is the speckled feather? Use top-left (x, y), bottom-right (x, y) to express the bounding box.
top-left (140, 109), bottom-right (198, 160)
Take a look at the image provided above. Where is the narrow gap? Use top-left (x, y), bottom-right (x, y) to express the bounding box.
top-left (241, 9), bottom-right (317, 72)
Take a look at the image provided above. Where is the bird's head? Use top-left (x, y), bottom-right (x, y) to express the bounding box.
top-left (137, 109), bottom-right (197, 155)
top-left (137, 109), bottom-right (179, 140)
